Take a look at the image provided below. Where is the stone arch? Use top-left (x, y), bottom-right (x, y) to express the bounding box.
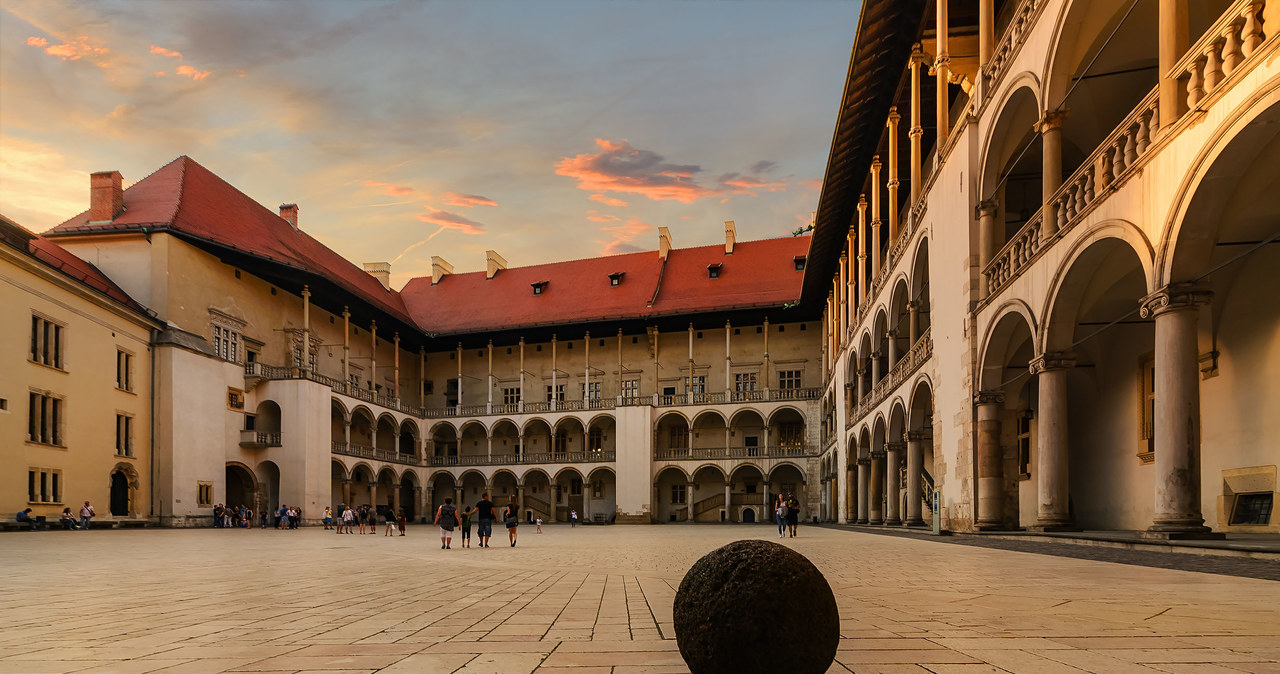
top-left (887, 399), bottom-right (907, 443)
top-left (398, 419), bottom-right (418, 457)
top-left (872, 308), bottom-right (889, 382)
top-left (655, 465), bottom-right (693, 523)
top-left (979, 82), bottom-right (1043, 246)
top-left (977, 299), bottom-right (1039, 391)
top-left (521, 418), bottom-right (553, 457)
top-left (490, 419), bottom-right (521, 458)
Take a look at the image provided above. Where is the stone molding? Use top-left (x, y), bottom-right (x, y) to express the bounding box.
top-left (1035, 109), bottom-right (1069, 133)
top-left (1029, 351), bottom-right (1077, 374)
top-left (1139, 283), bottom-right (1213, 318)
top-left (973, 390), bottom-right (1005, 406)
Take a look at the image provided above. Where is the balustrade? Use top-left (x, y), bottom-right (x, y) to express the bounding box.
top-left (1175, 0), bottom-right (1272, 111)
top-left (982, 0), bottom-right (1047, 99)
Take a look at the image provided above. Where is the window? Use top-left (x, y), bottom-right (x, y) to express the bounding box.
top-left (592, 480), bottom-right (604, 498)
top-left (115, 413), bottom-right (134, 457)
top-left (684, 376), bottom-right (705, 394)
top-left (532, 281), bottom-right (548, 295)
top-left (213, 325), bottom-right (240, 363)
top-left (197, 482), bottom-right (214, 508)
top-left (27, 391), bottom-right (62, 446)
top-left (668, 426), bottom-right (688, 449)
top-left (1230, 493), bottom-right (1274, 525)
top-left (227, 388), bottom-right (245, 411)
top-left (621, 379), bottom-right (640, 399)
top-left (292, 343), bottom-right (316, 371)
top-left (608, 272), bottom-right (624, 286)
top-left (30, 314), bottom-right (65, 369)
top-left (582, 381), bottom-right (601, 400)
top-left (794, 256), bottom-right (806, 271)
top-left (116, 349), bottom-right (134, 391)
top-left (777, 370), bottom-right (802, 389)
top-left (707, 263), bottom-right (721, 279)
top-left (554, 433), bottom-right (569, 454)
top-left (734, 372), bottom-right (758, 392)
top-left (422, 379), bottom-right (433, 395)
top-left (671, 484), bottom-right (687, 505)
top-left (570, 479), bottom-right (583, 496)
top-left (1017, 410), bottom-right (1033, 478)
top-left (545, 384), bottom-right (565, 402)
top-left (0, 397), bottom-right (8, 412)
top-left (502, 387), bottom-right (521, 405)
top-left (778, 423), bottom-right (804, 450)
top-left (27, 468), bottom-right (62, 504)
top-left (1139, 355), bottom-right (1155, 463)
top-left (588, 427), bottom-right (603, 452)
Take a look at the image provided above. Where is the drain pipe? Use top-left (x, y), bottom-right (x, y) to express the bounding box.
top-left (149, 327), bottom-right (158, 524)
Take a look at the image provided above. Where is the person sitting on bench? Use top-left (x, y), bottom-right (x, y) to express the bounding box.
top-left (16, 508), bottom-right (38, 531)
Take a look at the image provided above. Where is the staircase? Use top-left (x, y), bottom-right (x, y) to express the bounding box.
top-left (693, 493), bottom-right (725, 521)
top-left (524, 496), bottom-right (551, 521)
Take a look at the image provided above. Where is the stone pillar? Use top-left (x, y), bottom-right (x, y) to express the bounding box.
top-left (909, 44), bottom-right (925, 205)
top-left (838, 255), bottom-right (849, 340)
top-left (456, 342), bottom-right (463, 410)
top-left (392, 483), bottom-right (401, 512)
top-left (414, 486), bottom-right (424, 521)
top-left (723, 482), bottom-right (732, 522)
top-left (1159, 0), bottom-right (1189, 129)
top-left (977, 199), bottom-right (999, 296)
top-left (1141, 285), bottom-right (1220, 538)
top-left (425, 485), bottom-right (434, 515)
top-left (687, 483), bottom-right (696, 521)
top-left (1030, 352), bottom-right (1076, 530)
top-left (885, 441), bottom-right (904, 526)
top-left (856, 366), bottom-right (866, 402)
top-left (370, 483), bottom-right (379, 510)
top-left (908, 301), bottom-right (920, 345)
top-left (887, 329), bottom-right (898, 370)
top-left (869, 449), bottom-right (885, 524)
top-left (871, 350), bottom-right (881, 384)
top-left (341, 479), bottom-right (352, 507)
top-left (978, 0), bottom-right (994, 67)
top-left (342, 306), bottom-right (350, 386)
top-left (343, 420), bottom-right (351, 449)
top-left (393, 332), bottom-right (400, 399)
top-left (724, 321), bottom-right (732, 393)
top-left (905, 431), bottom-right (926, 526)
top-left (870, 157), bottom-right (883, 276)
top-left (886, 107), bottom-right (901, 244)
top-left (856, 457), bottom-right (870, 524)
top-left (935, 0), bottom-right (950, 148)
top-left (844, 467), bottom-right (856, 522)
top-left (1037, 111), bottom-right (1067, 235)
top-left (762, 480), bottom-right (770, 517)
top-left (300, 284), bottom-right (311, 375)
top-left (974, 391), bottom-right (1004, 529)
top-left (488, 339), bottom-right (494, 411)
top-left (455, 487), bottom-right (464, 511)
top-left (518, 484), bottom-right (526, 518)
top-left (551, 335), bottom-right (558, 409)
top-left (370, 321), bottom-right (378, 393)
top-left (856, 195), bottom-right (868, 307)
top-left (519, 337), bottom-right (526, 413)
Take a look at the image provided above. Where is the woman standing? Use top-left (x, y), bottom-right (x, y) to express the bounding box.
top-left (397, 508), bottom-right (408, 537)
top-left (505, 495), bottom-right (519, 547)
top-left (435, 497), bottom-right (459, 549)
top-left (323, 506), bottom-right (333, 530)
top-left (383, 508), bottom-right (397, 536)
top-left (775, 495), bottom-right (787, 539)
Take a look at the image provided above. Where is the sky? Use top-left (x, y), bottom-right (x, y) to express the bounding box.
top-left (0, 0), bottom-right (861, 289)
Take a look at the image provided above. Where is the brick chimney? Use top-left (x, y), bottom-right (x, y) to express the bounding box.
top-left (89, 171), bottom-right (124, 222)
top-left (485, 250), bottom-right (507, 280)
top-left (658, 227), bottom-right (672, 261)
top-left (279, 204), bottom-right (298, 229)
top-left (724, 220), bottom-right (736, 254)
top-left (431, 256), bottom-right (453, 285)
top-left (363, 262), bottom-right (391, 290)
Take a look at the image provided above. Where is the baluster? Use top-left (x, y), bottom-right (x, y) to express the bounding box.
top-left (1111, 139), bottom-right (1126, 178)
top-left (1123, 125), bottom-right (1138, 167)
top-left (1242, 2), bottom-right (1263, 55)
top-left (1098, 145), bottom-right (1114, 190)
top-left (1222, 21), bottom-right (1244, 74)
top-left (1072, 179), bottom-right (1085, 218)
top-left (1147, 105), bottom-right (1159, 142)
top-left (1057, 194), bottom-right (1070, 230)
top-left (1187, 59), bottom-right (1205, 108)
top-left (1204, 43), bottom-right (1224, 92)
top-left (1135, 109), bottom-right (1152, 155)
top-left (1083, 168), bottom-right (1095, 205)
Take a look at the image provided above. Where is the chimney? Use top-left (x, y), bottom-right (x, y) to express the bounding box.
top-left (724, 220), bottom-right (737, 254)
top-left (658, 227), bottom-right (672, 261)
top-left (485, 250), bottom-right (507, 280)
top-left (431, 256), bottom-right (453, 285)
top-left (363, 262), bottom-right (391, 290)
top-left (279, 203), bottom-right (299, 229)
top-left (89, 171), bottom-right (124, 222)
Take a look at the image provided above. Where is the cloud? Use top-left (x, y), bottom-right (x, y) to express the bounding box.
top-left (29, 35), bottom-right (109, 62)
top-left (175, 64), bottom-right (210, 81)
top-left (153, 71), bottom-right (166, 77)
top-left (751, 159), bottom-right (777, 173)
top-left (586, 209), bottom-right (618, 223)
top-left (26, 37), bottom-right (48, 47)
top-left (415, 207), bottom-right (487, 235)
top-left (390, 226), bottom-right (448, 265)
top-left (718, 173), bottom-right (788, 197)
top-left (150, 45), bottom-right (183, 59)
top-left (598, 218), bottom-right (652, 256)
top-left (442, 192), bottom-right (497, 208)
top-left (589, 193), bottom-right (627, 208)
top-left (361, 180), bottom-right (418, 197)
top-left (798, 178), bottom-right (823, 191)
top-left (555, 138), bottom-right (716, 204)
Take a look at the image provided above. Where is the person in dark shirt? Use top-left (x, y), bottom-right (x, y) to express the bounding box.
top-left (16, 508), bottom-right (38, 531)
top-left (475, 492), bottom-right (496, 548)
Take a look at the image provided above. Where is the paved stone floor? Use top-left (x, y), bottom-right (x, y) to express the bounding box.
top-left (2, 524), bottom-right (1279, 673)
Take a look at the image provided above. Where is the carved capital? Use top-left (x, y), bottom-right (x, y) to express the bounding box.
top-left (857, 194), bottom-right (868, 211)
top-left (973, 390), bottom-right (1005, 406)
top-left (870, 156), bottom-right (882, 173)
top-left (887, 179), bottom-right (901, 190)
top-left (839, 252), bottom-right (848, 262)
top-left (887, 107), bottom-right (901, 126)
top-left (976, 198), bottom-right (998, 219)
top-left (934, 54), bottom-right (950, 70)
top-left (1035, 109), bottom-right (1069, 133)
top-left (856, 457), bottom-right (871, 466)
top-left (1139, 283), bottom-right (1213, 318)
top-left (907, 300), bottom-right (920, 312)
top-left (906, 430), bottom-right (928, 442)
top-left (870, 448), bottom-right (887, 459)
top-left (1029, 351), bottom-right (1077, 374)
top-left (886, 441), bottom-right (907, 454)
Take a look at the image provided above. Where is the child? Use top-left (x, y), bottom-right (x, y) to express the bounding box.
top-left (460, 506), bottom-right (474, 548)
top-left (536, 517), bottom-right (543, 533)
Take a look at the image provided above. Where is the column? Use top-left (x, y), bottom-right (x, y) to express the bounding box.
top-left (977, 198), bottom-right (999, 296)
top-left (301, 284), bottom-right (311, 375)
top-left (870, 157), bottom-right (883, 276)
top-left (456, 342), bottom-right (463, 410)
top-left (393, 333), bottom-right (400, 399)
top-left (887, 329), bottom-right (899, 370)
top-left (1159, 0), bottom-right (1189, 129)
top-left (551, 334), bottom-right (558, 409)
top-left (723, 482), bottom-right (732, 522)
top-left (856, 195), bottom-right (868, 307)
top-left (885, 441), bottom-right (904, 525)
top-left (845, 466), bottom-right (856, 522)
top-left (370, 321), bottom-right (378, 392)
top-left (419, 347), bottom-right (426, 406)
top-left (838, 257), bottom-right (848, 341)
top-left (425, 485), bottom-right (434, 515)
top-left (908, 301), bottom-right (920, 345)
top-left (392, 483), bottom-right (401, 512)
top-left (978, 0), bottom-right (994, 68)
top-left (1141, 285), bottom-right (1218, 537)
top-left (342, 306), bottom-right (350, 387)
top-left (518, 484), bottom-right (526, 516)
top-left (855, 364), bottom-right (866, 402)
top-left (868, 449), bottom-right (885, 524)
top-left (488, 339), bottom-right (494, 411)
top-left (871, 350), bottom-right (881, 384)
top-left (687, 483), bottom-right (696, 521)
top-left (935, 0), bottom-right (951, 148)
top-left (618, 328), bottom-right (625, 402)
top-left (909, 43), bottom-right (925, 205)
top-left (1030, 352), bottom-right (1076, 530)
top-left (342, 479), bottom-right (352, 507)
top-left (724, 321), bottom-right (732, 394)
top-left (886, 107), bottom-right (901, 243)
top-left (974, 391), bottom-right (1004, 529)
top-left (1037, 111), bottom-right (1067, 235)
top-left (415, 486), bottom-right (424, 521)
top-left (343, 420), bottom-right (351, 449)
top-left (762, 317), bottom-right (771, 391)
top-left (762, 480), bottom-right (770, 518)
top-left (687, 324), bottom-right (695, 404)
top-left (370, 483), bottom-right (379, 510)
top-left (846, 232), bottom-right (857, 329)
top-left (905, 430), bottom-right (926, 526)
top-left (519, 337), bottom-right (526, 413)
top-left (583, 482), bottom-right (591, 522)
top-left (856, 457), bottom-right (870, 523)
top-left (584, 331), bottom-right (591, 405)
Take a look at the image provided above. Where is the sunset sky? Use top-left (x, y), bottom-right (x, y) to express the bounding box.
top-left (0, 0), bottom-right (860, 288)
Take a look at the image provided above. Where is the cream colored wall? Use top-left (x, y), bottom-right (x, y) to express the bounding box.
top-left (1, 249), bottom-right (155, 522)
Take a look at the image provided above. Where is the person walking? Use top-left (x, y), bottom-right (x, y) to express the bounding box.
top-left (397, 508), bottom-right (408, 537)
top-left (435, 497), bottom-right (459, 549)
top-left (384, 508), bottom-right (398, 536)
top-left (570, 510), bottom-right (578, 528)
top-left (323, 506), bottom-right (334, 530)
top-left (357, 506), bottom-right (368, 535)
top-left (475, 492), bottom-right (496, 548)
top-left (341, 505), bottom-right (355, 533)
top-left (79, 501), bottom-right (95, 530)
top-left (535, 517), bottom-right (543, 534)
top-left (259, 509), bottom-right (267, 529)
top-left (460, 506), bottom-right (474, 548)
top-left (775, 495), bottom-right (787, 539)
top-left (504, 495), bottom-right (519, 547)
top-left (786, 493), bottom-right (800, 538)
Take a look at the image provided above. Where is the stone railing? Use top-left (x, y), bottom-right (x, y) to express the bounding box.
top-left (422, 450), bottom-right (615, 467)
top-left (238, 430), bottom-right (281, 447)
top-left (1173, 0), bottom-right (1273, 113)
top-left (850, 329), bottom-right (933, 425)
top-left (983, 209), bottom-right (1044, 295)
top-left (246, 362), bottom-right (427, 416)
top-left (654, 445), bottom-right (813, 461)
top-left (981, 0), bottom-right (1048, 100)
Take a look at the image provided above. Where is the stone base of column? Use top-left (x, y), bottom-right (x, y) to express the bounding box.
top-left (869, 517), bottom-right (884, 525)
top-left (904, 517), bottom-right (927, 527)
top-left (1142, 522), bottom-right (1225, 540)
top-left (885, 517), bottom-right (902, 526)
top-left (1027, 523), bottom-right (1082, 533)
top-left (855, 518), bottom-right (869, 524)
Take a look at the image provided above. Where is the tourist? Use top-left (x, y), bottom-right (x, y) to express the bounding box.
top-left (570, 509), bottom-right (578, 527)
top-left (504, 495), bottom-right (519, 547)
top-left (79, 501), bottom-right (95, 530)
top-left (289, 506), bottom-right (300, 529)
top-left (357, 506), bottom-right (368, 534)
top-left (459, 506), bottom-right (473, 547)
top-left (397, 508), bottom-right (408, 537)
top-left (60, 507), bottom-right (79, 530)
top-left (435, 497), bottom-right (458, 549)
top-left (384, 508), bottom-right (397, 536)
top-left (213, 504), bottom-right (223, 528)
top-left (786, 493), bottom-right (800, 538)
top-left (341, 505), bottom-right (355, 533)
top-left (259, 509), bottom-right (267, 529)
top-left (323, 506), bottom-right (333, 530)
top-left (775, 495), bottom-right (787, 539)
top-left (16, 508), bottom-right (38, 531)
top-left (475, 492), bottom-right (495, 548)
top-left (243, 506), bottom-right (253, 528)
top-left (536, 517), bottom-right (543, 533)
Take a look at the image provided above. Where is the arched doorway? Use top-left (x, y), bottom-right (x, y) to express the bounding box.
top-left (741, 507), bottom-right (756, 523)
top-left (109, 470), bottom-right (130, 516)
top-left (521, 469), bottom-right (552, 523)
top-left (654, 466), bottom-right (692, 523)
top-left (976, 308), bottom-right (1037, 530)
top-left (256, 461), bottom-right (280, 520)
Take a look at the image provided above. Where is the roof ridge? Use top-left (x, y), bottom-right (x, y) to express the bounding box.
top-left (165, 155), bottom-right (189, 226)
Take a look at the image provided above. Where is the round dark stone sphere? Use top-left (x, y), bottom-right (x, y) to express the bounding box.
top-left (674, 539), bottom-right (839, 674)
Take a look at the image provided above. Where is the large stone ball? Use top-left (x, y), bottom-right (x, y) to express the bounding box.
top-left (674, 539), bottom-right (839, 674)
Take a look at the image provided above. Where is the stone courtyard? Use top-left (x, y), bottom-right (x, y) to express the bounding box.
top-left (1, 524), bottom-right (1278, 674)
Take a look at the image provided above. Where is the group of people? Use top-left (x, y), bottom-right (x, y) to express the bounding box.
top-left (775, 493), bottom-right (801, 538)
top-left (16, 501), bottom-right (95, 530)
top-left (210, 503), bottom-right (304, 529)
top-left (432, 492), bottom-right (521, 550)
top-left (328, 504), bottom-right (409, 536)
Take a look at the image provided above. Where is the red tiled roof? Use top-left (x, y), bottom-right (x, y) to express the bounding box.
top-left (401, 236), bottom-right (809, 336)
top-left (1, 214), bottom-right (150, 316)
top-left (45, 156), bottom-right (413, 325)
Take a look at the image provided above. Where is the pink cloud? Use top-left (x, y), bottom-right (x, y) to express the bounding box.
top-left (589, 193), bottom-right (627, 208)
top-left (586, 209), bottom-right (619, 223)
top-left (555, 139), bottom-right (716, 204)
top-left (719, 173), bottom-right (788, 197)
top-left (175, 64), bottom-right (210, 81)
top-left (153, 71), bottom-right (166, 77)
top-left (442, 192), bottom-right (497, 208)
top-left (798, 178), bottom-right (823, 191)
top-left (415, 207), bottom-right (487, 235)
top-left (26, 37), bottom-right (48, 47)
top-left (150, 45), bottom-right (182, 59)
top-left (361, 180), bottom-right (418, 197)
top-left (599, 218), bottom-right (653, 256)
top-left (32, 35), bottom-right (108, 62)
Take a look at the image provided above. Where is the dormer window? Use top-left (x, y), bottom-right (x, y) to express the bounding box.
top-left (707, 263), bottom-right (722, 279)
top-left (793, 255), bottom-right (807, 271)
top-left (608, 272), bottom-right (625, 287)
top-left (531, 280), bottom-right (549, 295)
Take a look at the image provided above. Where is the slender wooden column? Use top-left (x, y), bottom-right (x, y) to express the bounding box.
top-left (886, 108), bottom-right (901, 243)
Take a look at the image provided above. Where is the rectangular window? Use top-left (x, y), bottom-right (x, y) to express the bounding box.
top-left (292, 343), bottom-right (316, 371)
top-left (588, 427), bottom-right (603, 452)
top-left (554, 433), bottom-right (569, 454)
top-left (1017, 410), bottom-right (1033, 478)
top-left (502, 387), bottom-right (521, 405)
top-left (545, 384), bottom-right (565, 402)
top-left (197, 482), bottom-right (214, 508)
top-left (777, 423), bottom-right (804, 450)
top-left (213, 325), bottom-right (240, 363)
top-left (777, 370), bottom-right (802, 389)
top-left (27, 391), bottom-right (63, 446)
top-left (734, 372), bottom-right (758, 392)
top-left (116, 349), bottom-right (134, 391)
top-left (570, 479), bottom-right (583, 496)
top-left (30, 315), bottom-right (65, 369)
top-left (683, 376), bottom-right (706, 394)
top-left (1139, 356), bottom-right (1155, 462)
top-left (582, 381), bottom-right (601, 400)
top-left (27, 468), bottom-right (62, 504)
top-left (227, 388), bottom-right (245, 411)
top-left (671, 484), bottom-right (687, 505)
top-left (115, 413), bottom-right (133, 457)
top-left (1230, 493), bottom-right (1274, 525)
top-left (668, 426), bottom-right (689, 450)
top-left (621, 378), bottom-right (640, 399)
